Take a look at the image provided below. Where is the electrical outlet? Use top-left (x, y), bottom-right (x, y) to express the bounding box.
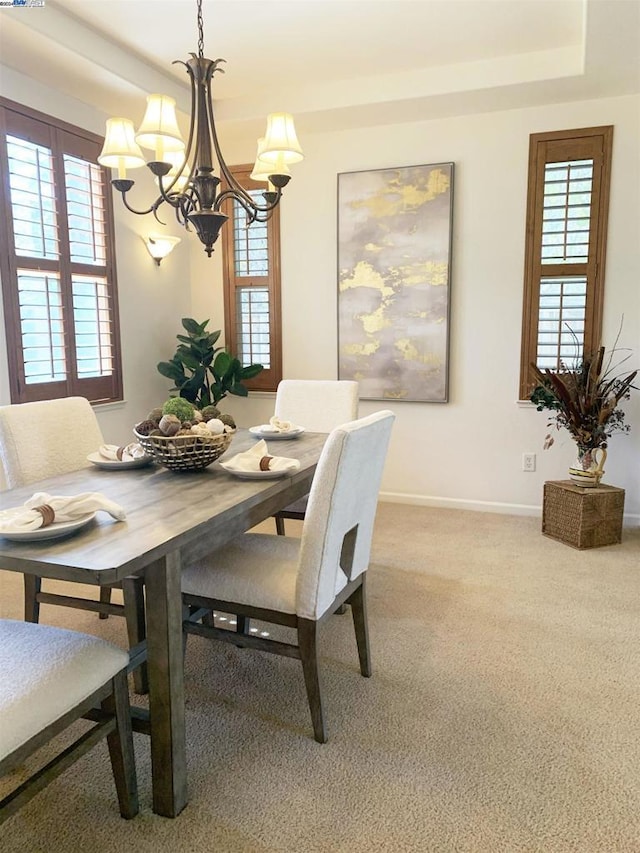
top-left (522, 453), bottom-right (536, 472)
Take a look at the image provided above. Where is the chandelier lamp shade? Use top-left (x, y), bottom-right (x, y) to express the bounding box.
top-left (97, 0), bottom-right (303, 257)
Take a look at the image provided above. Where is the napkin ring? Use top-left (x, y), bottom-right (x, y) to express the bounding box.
top-left (34, 504), bottom-right (55, 527)
top-left (259, 455), bottom-right (273, 471)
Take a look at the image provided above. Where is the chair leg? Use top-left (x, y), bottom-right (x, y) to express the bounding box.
top-left (298, 618), bottom-right (327, 744)
top-left (103, 670), bottom-right (139, 819)
top-left (23, 575), bottom-right (41, 623)
top-left (99, 586), bottom-right (112, 619)
top-left (122, 577), bottom-right (148, 695)
top-left (236, 614), bottom-right (250, 635)
top-left (334, 604), bottom-right (348, 615)
top-left (349, 576), bottom-right (372, 678)
top-left (275, 516), bottom-right (286, 536)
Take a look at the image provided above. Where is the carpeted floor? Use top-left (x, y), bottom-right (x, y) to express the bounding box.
top-left (1, 504), bottom-right (639, 852)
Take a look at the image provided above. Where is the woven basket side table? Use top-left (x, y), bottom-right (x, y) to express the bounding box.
top-left (542, 480), bottom-right (625, 550)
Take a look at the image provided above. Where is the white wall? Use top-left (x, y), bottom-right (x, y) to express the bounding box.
top-left (213, 94), bottom-right (640, 521)
top-left (1, 63), bottom-right (638, 520)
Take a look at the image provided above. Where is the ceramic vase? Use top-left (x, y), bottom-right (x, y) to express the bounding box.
top-left (568, 445), bottom-right (607, 488)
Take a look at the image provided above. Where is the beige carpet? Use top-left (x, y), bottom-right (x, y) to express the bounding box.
top-left (1, 504), bottom-right (639, 853)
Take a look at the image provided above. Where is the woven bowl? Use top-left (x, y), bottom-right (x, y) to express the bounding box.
top-left (133, 428), bottom-right (234, 472)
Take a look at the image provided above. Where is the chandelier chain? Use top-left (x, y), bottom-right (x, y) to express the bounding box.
top-left (197, 0), bottom-right (204, 58)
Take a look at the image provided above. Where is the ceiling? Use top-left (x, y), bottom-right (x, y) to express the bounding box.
top-left (0, 0), bottom-right (638, 134)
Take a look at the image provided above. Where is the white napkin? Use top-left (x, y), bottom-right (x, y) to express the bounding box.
top-left (257, 415), bottom-right (298, 434)
top-left (221, 440), bottom-right (300, 474)
top-left (0, 492), bottom-right (126, 533)
top-left (99, 442), bottom-right (147, 461)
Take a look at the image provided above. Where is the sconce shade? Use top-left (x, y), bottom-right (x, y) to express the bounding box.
top-left (135, 95), bottom-right (185, 156)
top-left (260, 113), bottom-right (304, 164)
top-left (145, 233), bottom-right (181, 265)
top-left (98, 118), bottom-right (146, 170)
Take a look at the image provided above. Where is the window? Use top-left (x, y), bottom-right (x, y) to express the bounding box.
top-left (519, 126), bottom-right (613, 399)
top-left (0, 98), bottom-right (122, 404)
top-left (221, 164), bottom-right (282, 392)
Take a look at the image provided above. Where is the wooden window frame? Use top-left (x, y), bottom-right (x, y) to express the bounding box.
top-left (0, 97), bottom-right (123, 404)
top-left (220, 164), bottom-right (282, 392)
top-left (518, 125), bottom-right (613, 400)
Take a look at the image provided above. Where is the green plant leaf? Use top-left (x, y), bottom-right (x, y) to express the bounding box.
top-left (213, 351), bottom-right (232, 377)
top-left (230, 382), bottom-right (249, 397)
top-left (182, 317), bottom-right (206, 336)
top-left (241, 364), bottom-right (263, 379)
top-left (157, 360), bottom-right (185, 382)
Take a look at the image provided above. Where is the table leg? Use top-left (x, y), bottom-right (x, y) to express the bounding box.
top-left (144, 552), bottom-right (188, 817)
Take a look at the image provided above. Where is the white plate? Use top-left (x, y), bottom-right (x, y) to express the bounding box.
top-left (248, 425), bottom-right (305, 440)
top-left (219, 464), bottom-right (293, 480)
top-left (87, 452), bottom-right (153, 470)
top-left (0, 512), bottom-right (96, 542)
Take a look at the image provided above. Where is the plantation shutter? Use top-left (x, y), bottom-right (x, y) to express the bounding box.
top-left (519, 126), bottom-right (613, 399)
top-left (0, 98), bottom-right (122, 404)
top-left (221, 165), bottom-right (282, 391)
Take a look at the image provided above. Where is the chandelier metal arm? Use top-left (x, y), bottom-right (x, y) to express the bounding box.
top-left (205, 86), bottom-right (256, 211)
top-left (214, 187), bottom-right (281, 223)
top-left (113, 185), bottom-right (163, 218)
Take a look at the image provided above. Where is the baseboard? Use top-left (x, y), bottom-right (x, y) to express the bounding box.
top-left (379, 491), bottom-right (640, 527)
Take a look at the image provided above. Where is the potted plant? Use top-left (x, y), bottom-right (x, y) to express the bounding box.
top-left (530, 337), bottom-right (637, 487)
top-left (157, 317), bottom-right (263, 410)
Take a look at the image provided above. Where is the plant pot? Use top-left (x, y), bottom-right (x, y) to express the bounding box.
top-left (568, 446), bottom-right (607, 488)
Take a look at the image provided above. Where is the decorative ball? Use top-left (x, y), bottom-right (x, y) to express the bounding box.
top-left (219, 413), bottom-right (236, 429)
top-left (191, 422), bottom-right (211, 436)
top-left (201, 405), bottom-right (220, 421)
top-left (135, 419), bottom-right (158, 436)
top-left (147, 407), bottom-right (163, 424)
top-left (206, 418), bottom-right (225, 435)
top-left (162, 397), bottom-right (195, 422)
top-left (159, 414), bottom-right (181, 436)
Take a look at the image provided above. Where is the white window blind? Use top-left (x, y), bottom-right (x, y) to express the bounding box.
top-left (232, 190), bottom-right (272, 367)
top-left (72, 275), bottom-right (114, 377)
top-left (17, 270), bottom-right (66, 384)
top-left (233, 192), bottom-right (269, 277)
top-left (541, 159), bottom-right (593, 265)
top-left (235, 286), bottom-right (271, 368)
top-left (536, 276), bottom-right (587, 368)
top-left (63, 155), bottom-right (107, 265)
top-left (7, 135), bottom-right (59, 259)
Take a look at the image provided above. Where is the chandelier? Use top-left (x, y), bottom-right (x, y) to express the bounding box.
top-left (97, 0), bottom-right (303, 257)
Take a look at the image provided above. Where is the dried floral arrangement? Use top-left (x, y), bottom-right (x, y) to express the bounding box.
top-left (530, 333), bottom-right (637, 451)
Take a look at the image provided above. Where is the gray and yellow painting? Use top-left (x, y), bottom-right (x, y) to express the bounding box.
top-left (338, 163), bottom-right (453, 402)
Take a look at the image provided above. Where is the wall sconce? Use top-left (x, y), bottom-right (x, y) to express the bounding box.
top-left (144, 234), bottom-right (181, 266)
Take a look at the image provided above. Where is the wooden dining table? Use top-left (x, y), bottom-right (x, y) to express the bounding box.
top-left (0, 428), bottom-right (326, 818)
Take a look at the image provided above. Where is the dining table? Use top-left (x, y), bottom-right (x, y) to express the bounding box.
top-left (0, 428), bottom-right (327, 818)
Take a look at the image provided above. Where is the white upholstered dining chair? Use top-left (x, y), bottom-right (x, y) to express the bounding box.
top-left (0, 397), bottom-right (147, 692)
top-left (182, 410), bottom-right (394, 743)
top-left (0, 619), bottom-right (138, 823)
top-left (272, 379), bottom-right (359, 535)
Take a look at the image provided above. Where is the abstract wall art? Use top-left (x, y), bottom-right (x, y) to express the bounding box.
top-left (337, 162), bottom-right (454, 402)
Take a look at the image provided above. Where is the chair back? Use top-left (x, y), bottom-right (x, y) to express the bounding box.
top-left (0, 397), bottom-right (104, 489)
top-left (296, 410), bottom-right (394, 619)
top-left (274, 380), bottom-right (358, 433)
